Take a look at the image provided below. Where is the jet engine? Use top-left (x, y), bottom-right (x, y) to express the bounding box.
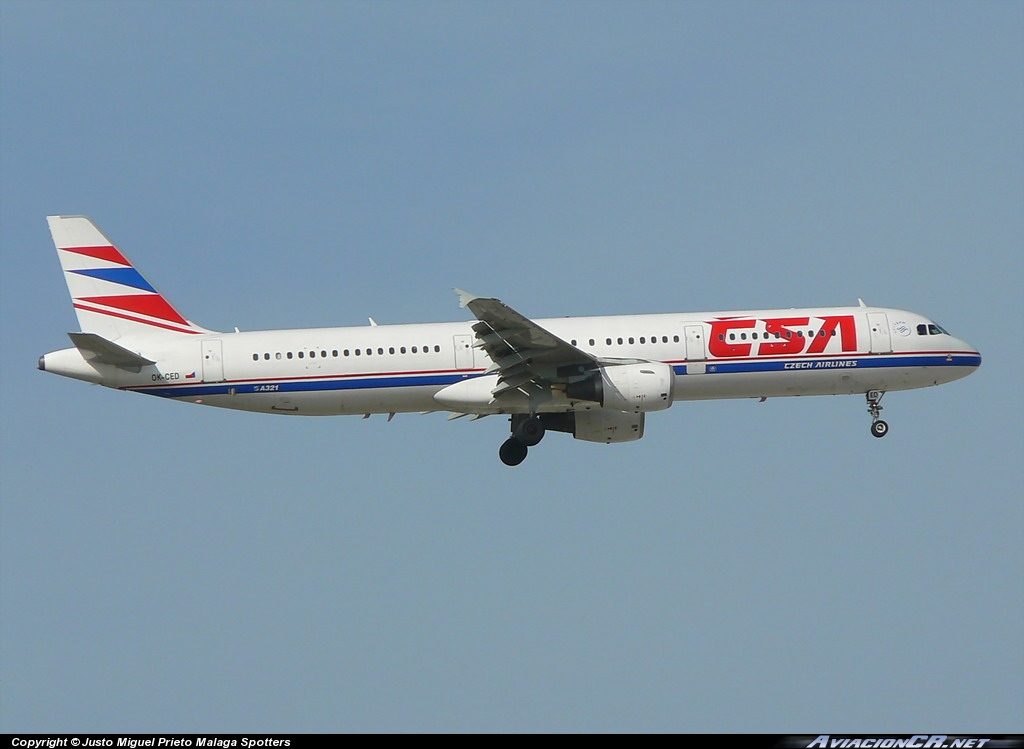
top-left (565, 362), bottom-right (675, 413)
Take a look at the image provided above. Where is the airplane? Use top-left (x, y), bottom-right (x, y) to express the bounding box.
top-left (38, 215), bottom-right (982, 466)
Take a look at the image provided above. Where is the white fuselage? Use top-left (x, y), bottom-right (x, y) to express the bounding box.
top-left (40, 305), bottom-right (982, 416)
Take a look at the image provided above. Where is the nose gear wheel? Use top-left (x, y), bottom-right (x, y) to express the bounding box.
top-left (866, 391), bottom-right (889, 438)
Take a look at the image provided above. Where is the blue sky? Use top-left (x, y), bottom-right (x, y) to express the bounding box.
top-left (2, 0), bottom-right (1021, 732)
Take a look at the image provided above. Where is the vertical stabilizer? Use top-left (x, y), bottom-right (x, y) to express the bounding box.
top-left (47, 215), bottom-right (213, 340)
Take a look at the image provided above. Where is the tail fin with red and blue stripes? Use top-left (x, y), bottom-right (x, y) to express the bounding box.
top-left (46, 215), bottom-right (213, 340)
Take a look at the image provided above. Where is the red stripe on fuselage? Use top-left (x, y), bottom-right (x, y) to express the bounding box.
top-left (121, 367), bottom-right (488, 390)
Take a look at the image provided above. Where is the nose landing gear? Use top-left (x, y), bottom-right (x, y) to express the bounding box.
top-left (866, 390), bottom-right (888, 438)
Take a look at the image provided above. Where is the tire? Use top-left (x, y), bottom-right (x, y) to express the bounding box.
top-left (871, 420), bottom-right (889, 438)
top-left (514, 416), bottom-right (545, 447)
top-left (499, 437), bottom-right (529, 466)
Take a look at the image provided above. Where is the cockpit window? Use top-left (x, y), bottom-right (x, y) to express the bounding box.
top-left (918, 322), bottom-right (949, 336)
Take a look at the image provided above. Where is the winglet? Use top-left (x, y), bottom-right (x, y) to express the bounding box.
top-left (454, 288), bottom-right (479, 309)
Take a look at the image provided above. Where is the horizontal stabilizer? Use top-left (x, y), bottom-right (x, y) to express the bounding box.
top-left (68, 332), bottom-right (155, 371)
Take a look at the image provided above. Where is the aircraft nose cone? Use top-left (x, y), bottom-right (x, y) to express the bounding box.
top-left (955, 338), bottom-right (982, 370)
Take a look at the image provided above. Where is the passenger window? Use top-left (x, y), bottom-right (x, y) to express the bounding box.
top-left (344, 349), bottom-right (350, 356)
top-left (287, 352), bottom-right (293, 359)
top-left (332, 350), bottom-right (338, 357)
top-left (662, 336), bottom-right (668, 343)
top-left (275, 353), bottom-right (282, 360)
top-left (628, 337), bottom-right (635, 344)
top-left (389, 347), bottom-right (395, 354)
top-left (589, 339), bottom-right (595, 346)
top-left (252, 354), bottom-right (258, 361)
top-left (606, 338), bottom-right (612, 346)
top-left (400, 346), bottom-right (406, 354)
top-left (411, 346), bottom-right (417, 353)
top-left (434, 345), bottom-right (440, 352)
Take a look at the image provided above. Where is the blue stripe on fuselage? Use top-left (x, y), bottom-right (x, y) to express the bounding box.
top-left (134, 372), bottom-right (472, 399)
top-left (677, 353), bottom-right (980, 375)
top-left (131, 353), bottom-right (981, 399)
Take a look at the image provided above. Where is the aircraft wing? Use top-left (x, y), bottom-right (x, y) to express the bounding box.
top-left (456, 290), bottom-right (597, 397)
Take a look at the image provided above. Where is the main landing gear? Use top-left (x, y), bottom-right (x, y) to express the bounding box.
top-left (499, 414), bottom-right (546, 466)
top-left (866, 390), bottom-right (889, 438)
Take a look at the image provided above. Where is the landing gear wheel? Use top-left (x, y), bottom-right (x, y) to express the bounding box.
top-left (499, 437), bottom-right (528, 466)
top-left (513, 415), bottom-right (546, 447)
top-left (865, 391), bottom-right (888, 438)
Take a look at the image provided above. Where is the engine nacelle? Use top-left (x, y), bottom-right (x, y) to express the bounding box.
top-left (566, 362), bottom-right (675, 413)
top-left (570, 410), bottom-right (645, 443)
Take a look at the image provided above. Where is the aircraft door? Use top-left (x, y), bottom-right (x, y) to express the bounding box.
top-left (202, 339), bottom-right (225, 382)
top-left (453, 334), bottom-right (475, 370)
top-left (684, 324), bottom-right (706, 375)
top-left (867, 313), bottom-right (892, 354)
